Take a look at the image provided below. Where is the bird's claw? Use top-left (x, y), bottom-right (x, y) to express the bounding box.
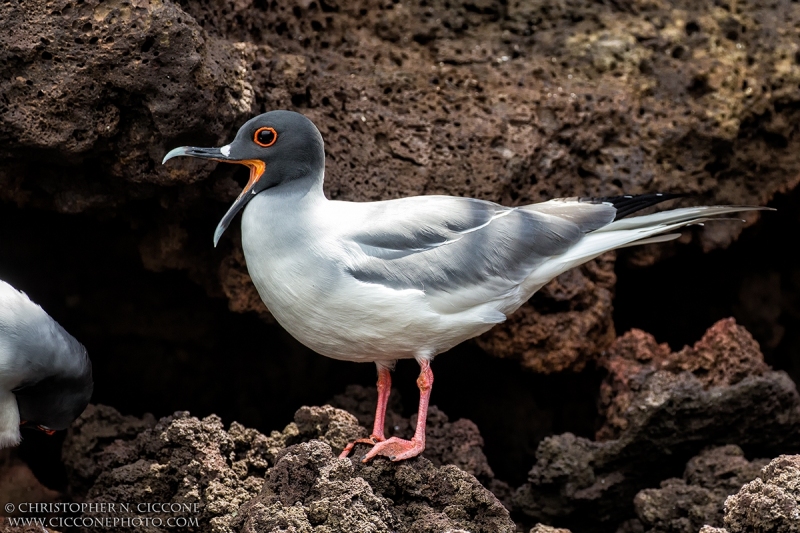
top-left (361, 436), bottom-right (424, 462)
top-left (338, 434), bottom-right (385, 459)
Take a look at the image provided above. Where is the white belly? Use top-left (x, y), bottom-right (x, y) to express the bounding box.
top-left (239, 194), bottom-right (498, 363)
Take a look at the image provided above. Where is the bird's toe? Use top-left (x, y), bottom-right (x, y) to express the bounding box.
top-left (361, 436), bottom-right (424, 462)
top-left (339, 435), bottom-right (385, 459)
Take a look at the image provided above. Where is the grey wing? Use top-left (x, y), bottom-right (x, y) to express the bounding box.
top-left (343, 196), bottom-right (617, 313)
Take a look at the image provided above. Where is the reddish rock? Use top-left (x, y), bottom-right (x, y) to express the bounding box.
top-left (513, 320), bottom-right (800, 532)
top-left (598, 318), bottom-right (769, 440)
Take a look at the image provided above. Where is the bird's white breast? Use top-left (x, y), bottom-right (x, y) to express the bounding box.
top-left (239, 192), bottom-right (497, 363)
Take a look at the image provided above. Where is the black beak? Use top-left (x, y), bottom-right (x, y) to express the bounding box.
top-left (162, 145), bottom-right (266, 247)
top-left (162, 146), bottom-right (230, 163)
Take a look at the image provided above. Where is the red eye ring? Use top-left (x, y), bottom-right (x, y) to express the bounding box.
top-left (254, 127), bottom-right (277, 147)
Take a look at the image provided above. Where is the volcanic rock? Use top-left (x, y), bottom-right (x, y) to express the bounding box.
top-left (633, 445), bottom-right (768, 533)
top-left (60, 402), bottom-right (512, 532)
top-left (513, 318), bottom-right (800, 531)
top-left (723, 454), bottom-right (800, 533)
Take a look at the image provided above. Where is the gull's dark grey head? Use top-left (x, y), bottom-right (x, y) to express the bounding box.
top-left (162, 110), bottom-right (325, 246)
top-left (14, 322), bottom-right (93, 433)
top-left (16, 363), bottom-right (93, 432)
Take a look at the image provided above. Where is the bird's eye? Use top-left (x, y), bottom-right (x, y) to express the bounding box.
top-left (254, 127), bottom-right (277, 147)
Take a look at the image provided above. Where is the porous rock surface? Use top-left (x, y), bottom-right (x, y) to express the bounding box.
top-left (59, 402), bottom-right (514, 533)
top-left (597, 317), bottom-right (770, 441)
top-left (235, 440), bottom-right (513, 533)
top-left (662, 454), bottom-right (800, 533)
top-left (633, 445), bottom-right (769, 533)
top-left (329, 384), bottom-right (497, 483)
top-left (530, 524), bottom-right (574, 533)
top-left (513, 318), bottom-right (800, 531)
top-left (2, 0), bottom-right (797, 371)
top-left (723, 454), bottom-right (800, 533)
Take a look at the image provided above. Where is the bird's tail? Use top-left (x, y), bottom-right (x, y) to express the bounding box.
top-left (534, 205), bottom-right (772, 280)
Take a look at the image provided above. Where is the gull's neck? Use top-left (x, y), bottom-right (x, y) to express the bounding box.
top-left (264, 167), bottom-right (327, 206)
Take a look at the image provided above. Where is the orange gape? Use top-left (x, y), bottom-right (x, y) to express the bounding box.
top-left (237, 160), bottom-right (267, 199)
top-left (211, 158), bottom-right (266, 199)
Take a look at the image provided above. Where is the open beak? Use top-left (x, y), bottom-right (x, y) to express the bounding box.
top-left (162, 146), bottom-right (266, 247)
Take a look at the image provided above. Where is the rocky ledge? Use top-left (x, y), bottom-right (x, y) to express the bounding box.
top-left (3, 318), bottom-right (800, 533)
top-left (2, 401), bottom-right (513, 533)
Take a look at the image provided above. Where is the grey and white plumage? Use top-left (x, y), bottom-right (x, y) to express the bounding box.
top-left (0, 280), bottom-right (93, 448)
top-left (239, 182), bottom-right (762, 363)
top-left (163, 110), bottom-right (769, 460)
top-left (164, 110), bottom-right (767, 364)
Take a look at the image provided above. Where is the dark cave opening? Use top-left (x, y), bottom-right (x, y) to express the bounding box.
top-left (1, 200), bottom-right (602, 491)
top-left (614, 186), bottom-right (800, 384)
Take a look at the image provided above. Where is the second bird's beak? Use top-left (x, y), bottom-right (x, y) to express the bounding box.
top-left (19, 420), bottom-right (57, 436)
top-left (162, 146), bottom-right (266, 247)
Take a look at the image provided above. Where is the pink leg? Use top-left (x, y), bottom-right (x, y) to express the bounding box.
top-left (339, 366), bottom-right (392, 458)
top-left (371, 366), bottom-right (391, 439)
top-left (362, 359), bottom-right (433, 462)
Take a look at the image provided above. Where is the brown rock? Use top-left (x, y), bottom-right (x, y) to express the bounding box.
top-left (67, 411), bottom-right (276, 533)
top-left (62, 404), bottom-right (157, 498)
top-left (328, 385), bottom-right (496, 484)
top-left (0, 0), bottom-right (257, 187)
top-left (724, 455), bottom-right (800, 533)
top-left (633, 445), bottom-right (768, 533)
top-left (513, 320), bottom-right (800, 532)
top-left (598, 318), bottom-right (769, 440)
top-left (235, 440), bottom-right (514, 533)
top-left (531, 524), bottom-right (573, 533)
top-left (61, 403), bottom-right (511, 532)
top-left (0, 517), bottom-right (61, 533)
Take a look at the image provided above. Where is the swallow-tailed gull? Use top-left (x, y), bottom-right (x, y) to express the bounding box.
top-left (163, 110), bottom-right (768, 461)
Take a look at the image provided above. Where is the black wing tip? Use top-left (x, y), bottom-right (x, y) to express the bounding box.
top-left (581, 192), bottom-right (688, 220)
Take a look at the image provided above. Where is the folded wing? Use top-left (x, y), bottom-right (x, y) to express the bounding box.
top-left (342, 196), bottom-right (618, 314)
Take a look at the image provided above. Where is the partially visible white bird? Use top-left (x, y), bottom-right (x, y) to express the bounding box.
top-left (0, 280), bottom-right (93, 448)
top-left (163, 110), bottom-right (769, 462)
